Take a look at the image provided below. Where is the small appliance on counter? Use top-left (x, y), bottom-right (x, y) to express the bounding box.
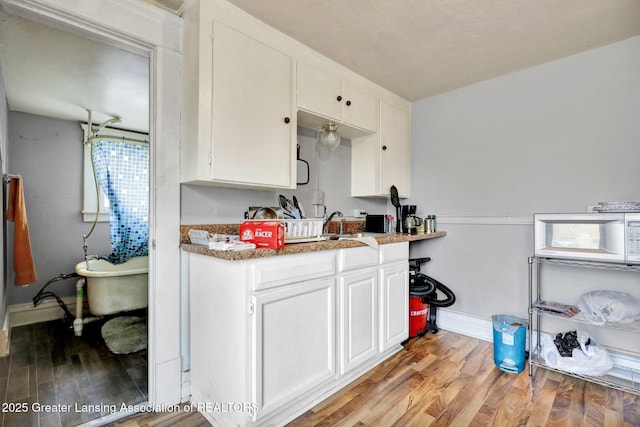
top-left (365, 214), bottom-right (387, 233)
top-left (389, 184), bottom-right (421, 234)
top-left (400, 205), bottom-right (418, 234)
top-left (403, 211), bottom-right (421, 235)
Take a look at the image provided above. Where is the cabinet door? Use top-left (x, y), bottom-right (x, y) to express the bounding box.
top-left (342, 84), bottom-right (377, 133)
top-left (297, 63), bottom-right (377, 134)
top-left (297, 62), bottom-right (342, 122)
top-left (211, 21), bottom-right (295, 188)
top-left (339, 268), bottom-right (378, 374)
top-left (351, 100), bottom-right (410, 197)
top-left (252, 278), bottom-right (336, 420)
top-left (379, 262), bottom-right (409, 352)
top-left (379, 101), bottom-right (410, 198)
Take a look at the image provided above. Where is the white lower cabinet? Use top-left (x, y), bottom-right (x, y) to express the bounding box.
top-left (380, 263), bottom-right (410, 352)
top-left (188, 242), bottom-right (408, 427)
top-left (339, 268), bottom-right (378, 375)
top-left (253, 277), bottom-right (336, 419)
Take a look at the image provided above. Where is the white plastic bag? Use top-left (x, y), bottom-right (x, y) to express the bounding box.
top-left (539, 330), bottom-right (613, 376)
top-left (576, 290), bottom-right (640, 325)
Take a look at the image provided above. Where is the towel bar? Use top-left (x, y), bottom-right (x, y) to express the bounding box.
top-left (3, 173), bottom-right (20, 184)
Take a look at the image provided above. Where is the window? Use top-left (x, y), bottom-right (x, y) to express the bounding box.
top-left (81, 124), bottom-right (148, 222)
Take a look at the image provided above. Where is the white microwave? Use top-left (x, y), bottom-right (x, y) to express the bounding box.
top-left (534, 213), bottom-right (640, 264)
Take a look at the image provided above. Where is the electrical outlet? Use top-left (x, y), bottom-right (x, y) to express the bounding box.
top-left (352, 209), bottom-right (367, 217)
top-left (313, 190), bottom-right (324, 205)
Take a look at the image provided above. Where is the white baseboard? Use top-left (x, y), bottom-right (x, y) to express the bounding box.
top-left (437, 308), bottom-right (493, 342)
top-left (610, 351), bottom-right (640, 373)
top-left (8, 296), bottom-right (76, 327)
top-left (607, 351), bottom-right (640, 383)
top-left (181, 369), bottom-right (191, 404)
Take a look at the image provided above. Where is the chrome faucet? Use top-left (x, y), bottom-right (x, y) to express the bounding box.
top-left (323, 211), bottom-right (344, 234)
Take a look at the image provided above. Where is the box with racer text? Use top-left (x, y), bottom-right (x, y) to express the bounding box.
top-left (239, 220), bottom-right (284, 249)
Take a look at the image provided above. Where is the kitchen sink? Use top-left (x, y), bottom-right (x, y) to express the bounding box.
top-left (323, 233), bottom-right (357, 240)
top-left (322, 232), bottom-right (386, 240)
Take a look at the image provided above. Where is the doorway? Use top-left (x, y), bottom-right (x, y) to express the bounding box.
top-left (0, 9), bottom-right (150, 426)
top-left (0, 0), bottom-right (183, 423)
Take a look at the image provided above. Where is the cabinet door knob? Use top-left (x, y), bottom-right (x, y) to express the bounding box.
top-left (284, 117), bottom-right (291, 124)
top-left (346, 100), bottom-right (352, 106)
top-left (336, 96), bottom-right (342, 102)
top-left (382, 145), bottom-right (387, 150)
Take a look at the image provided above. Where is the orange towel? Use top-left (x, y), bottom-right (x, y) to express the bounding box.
top-left (6, 176), bottom-right (37, 286)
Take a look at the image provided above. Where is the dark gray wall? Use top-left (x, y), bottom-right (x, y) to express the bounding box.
top-left (7, 112), bottom-right (110, 305)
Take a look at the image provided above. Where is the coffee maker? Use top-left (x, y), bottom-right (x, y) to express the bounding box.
top-left (401, 205), bottom-right (418, 234)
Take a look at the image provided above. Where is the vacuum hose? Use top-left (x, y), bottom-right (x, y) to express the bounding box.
top-left (410, 273), bottom-right (456, 307)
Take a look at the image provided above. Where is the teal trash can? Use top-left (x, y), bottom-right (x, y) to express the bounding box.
top-left (492, 314), bottom-right (527, 374)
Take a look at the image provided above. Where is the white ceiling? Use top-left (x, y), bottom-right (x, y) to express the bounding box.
top-left (218, 0), bottom-right (640, 101)
top-left (1, 0), bottom-right (639, 133)
top-left (0, 9), bottom-right (149, 132)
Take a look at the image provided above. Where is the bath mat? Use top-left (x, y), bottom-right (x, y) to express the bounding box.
top-left (101, 316), bottom-right (147, 354)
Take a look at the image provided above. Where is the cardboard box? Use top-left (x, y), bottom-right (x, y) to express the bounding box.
top-left (239, 220), bottom-right (284, 249)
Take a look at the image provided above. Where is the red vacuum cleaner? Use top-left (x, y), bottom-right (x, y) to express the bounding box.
top-left (409, 257), bottom-right (456, 337)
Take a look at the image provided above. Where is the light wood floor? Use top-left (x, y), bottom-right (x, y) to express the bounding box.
top-left (108, 330), bottom-right (640, 426)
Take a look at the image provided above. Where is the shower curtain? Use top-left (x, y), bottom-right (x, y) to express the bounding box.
top-left (91, 140), bottom-right (149, 264)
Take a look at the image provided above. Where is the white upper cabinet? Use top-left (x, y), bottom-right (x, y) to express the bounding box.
top-left (181, 3), bottom-right (296, 189)
top-left (210, 22), bottom-right (295, 188)
top-left (351, 100), bottom-right (411, 198)
top-left (379, 101), bottom-right (411, 197)
top-left (297, 62), bottom-right (377, 135)
top-left (297, 63), bottom-right (342, 123)
top-left (181, 0), bottom-right (411, 193)
top-left (342, 84), bottom-right (378, 133)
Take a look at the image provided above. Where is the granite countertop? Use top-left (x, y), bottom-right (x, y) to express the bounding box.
top-left (180, 222), bottom-right (446, 261)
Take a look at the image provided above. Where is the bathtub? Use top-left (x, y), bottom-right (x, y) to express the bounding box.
top-left (75, 255), bottom-right (148, 316)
